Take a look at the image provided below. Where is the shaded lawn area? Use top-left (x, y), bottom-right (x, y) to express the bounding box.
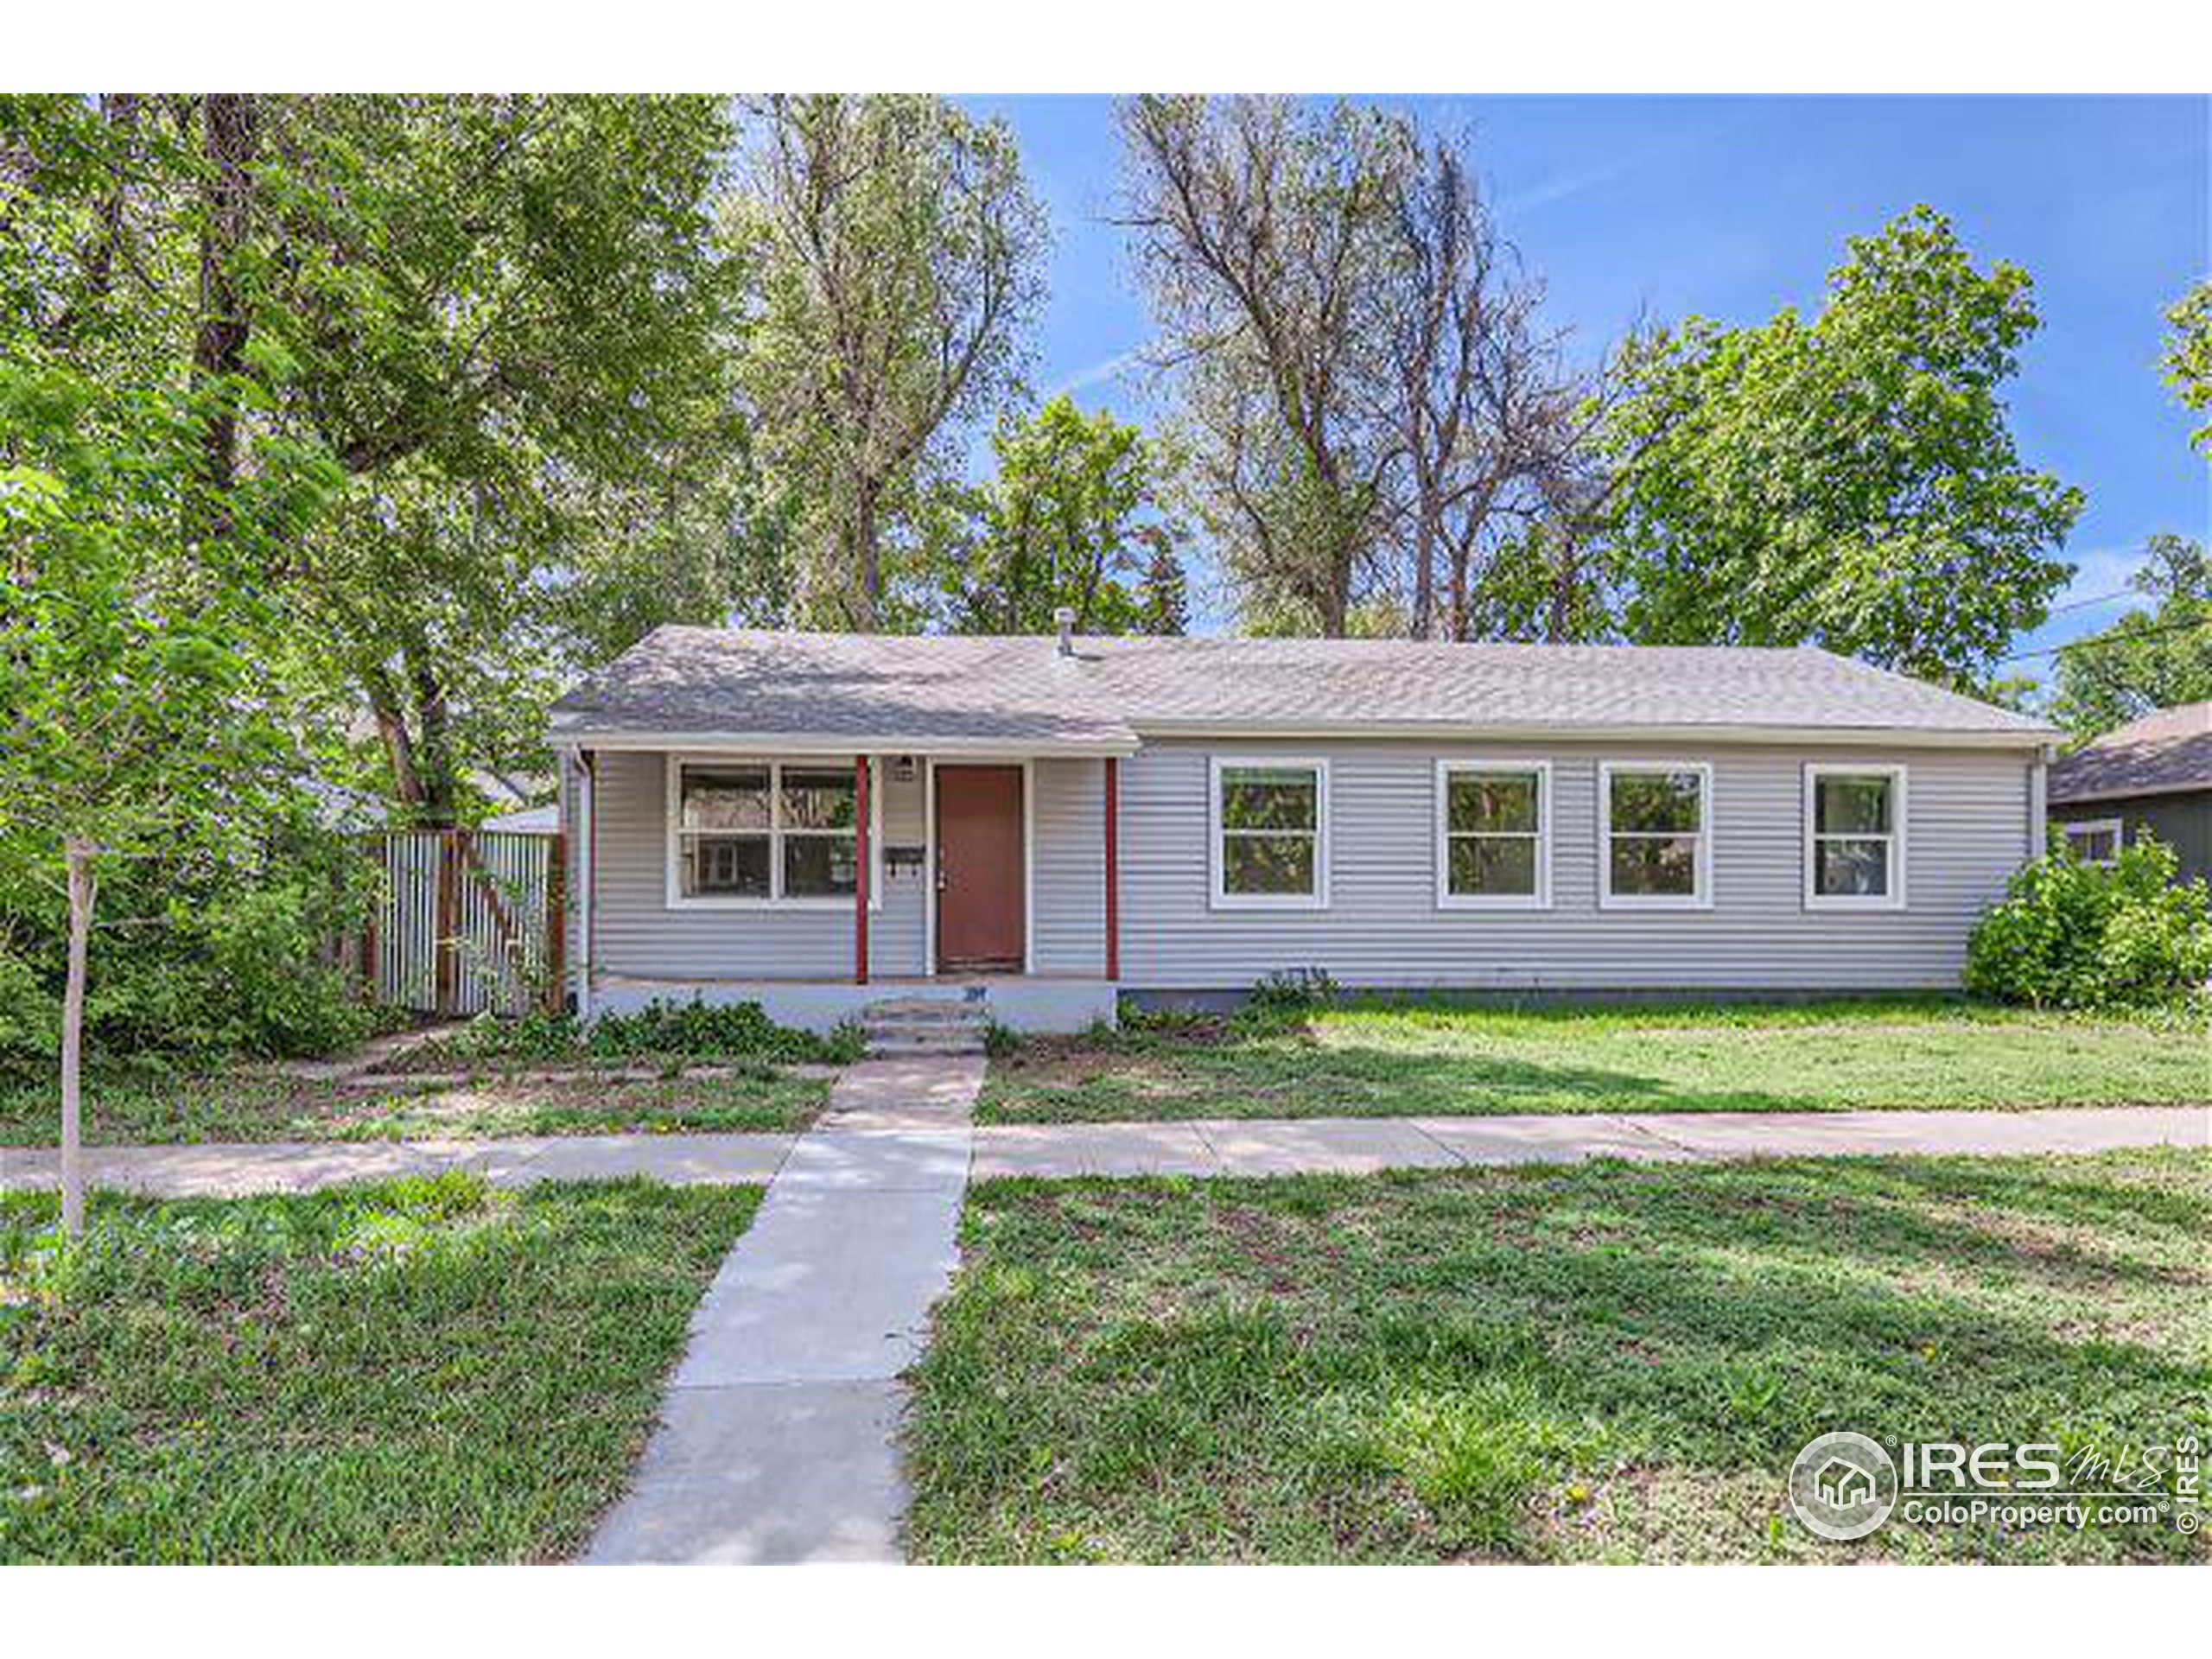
top-left (976, 998), bottom-right (2212, 1123)
top-left (907, 1149), bottom-right (2212, 1563)
top-left (0, 1174), bottom-right (756, 1563)
top-left (0, 1065), bottom-right (830, 1146)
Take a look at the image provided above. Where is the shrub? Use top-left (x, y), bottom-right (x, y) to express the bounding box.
top-left (440, 997), bottom-right (858, 1066)
top-left (1248, 967), bottom-right (1339, 1015)
top-left (1965, 836), bottom-right (2212, 1009)
top-left (0, 809), bottom-right (378, 1067)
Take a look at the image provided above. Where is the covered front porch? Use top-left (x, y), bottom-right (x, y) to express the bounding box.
top-left (561, 741), bottom-right (1131, 1034)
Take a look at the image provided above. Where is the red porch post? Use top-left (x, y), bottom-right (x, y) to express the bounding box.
top-left (854, 754), bottom-right (870, 985)
top-left (1103, 756), bottom-right (1120, 982)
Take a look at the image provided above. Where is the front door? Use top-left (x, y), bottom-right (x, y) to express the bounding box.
top-left (936, 766), bottom-right (1024, 973)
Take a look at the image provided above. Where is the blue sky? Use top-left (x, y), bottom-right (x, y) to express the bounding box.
top-left (960, 94), bottom-right (2211, 674)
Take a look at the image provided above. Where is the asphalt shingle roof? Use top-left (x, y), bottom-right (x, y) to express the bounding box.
top-left (2047, 702), bottom-right (2212, 803)
top-left (547, 627), bottom-right (2055, 750)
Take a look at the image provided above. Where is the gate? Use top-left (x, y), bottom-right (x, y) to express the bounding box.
top-left (362, 830), bottom-right (566, 1016)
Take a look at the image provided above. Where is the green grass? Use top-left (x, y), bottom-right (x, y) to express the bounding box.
top-left (0, 1174), bottom-right (758, 1562)
top-left (976, 997), bottom-right (2212, 1123)
top-left (906, 1149), bottom-right (2212, 1563)
top-left (0, 1065), bottom-right (830, 1146)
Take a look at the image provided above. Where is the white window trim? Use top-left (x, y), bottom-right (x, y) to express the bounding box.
top-left (664, 753), bottom-right (884, 912)
top-left (1208, 755), bottom-right (1331, 911)
top-left (1598, 760), bottom-right (1714, 912)
top-left (2060, 816), bottom-right (2124, 868)
top-left (1434, 759), bottom-right (1553, 911)
top-left (1803, 763), bottom-right (1909, 912)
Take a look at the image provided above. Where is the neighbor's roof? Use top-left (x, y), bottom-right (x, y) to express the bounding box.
top-left (2048, 702), bottom-right (2212, 804)
top-left (546, 627), bottom-right (2057, 753)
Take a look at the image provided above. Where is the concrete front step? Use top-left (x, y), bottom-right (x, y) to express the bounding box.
top-left (860, 995), bottom-right (989, 1058)
top-left (864, 1032), bottom-right (986, 1058)
top-left (860, 997), bottom-right (988, 1027)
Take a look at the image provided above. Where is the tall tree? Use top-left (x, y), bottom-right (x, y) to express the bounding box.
top-left (933, 395), bottom-right (1185, 636)
top-left (731, 95), bottom-right (1049, 629)
top-left (2047, 534), bottom-right (2212, 738)
top-left (1135, 526), bottom-right (1191, 636)
top-left (1121, 95), bottom-right (1406, 637)
top-left (1596, 207), bottom-right (2083, 690)
top-left (254, 96), bottom-right (745, 823)
top-left (1371, 130), bottom-right (1592, 639)
top-left (0, 357), bottom-right (335, 1238)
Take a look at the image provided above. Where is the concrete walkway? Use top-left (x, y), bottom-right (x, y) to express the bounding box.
top-left (3, 1104), bottom-right (2203, 1197)
top-left (969, 1103), bottom-right (2211, 1178)
top-left (582, 1056), bottom-right (983, 1566)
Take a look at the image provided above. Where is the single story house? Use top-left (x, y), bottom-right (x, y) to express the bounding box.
top-left (2046, 701), bottom-right (2212, 883)
top-left (548, 625), bottom-right (2059, 1032)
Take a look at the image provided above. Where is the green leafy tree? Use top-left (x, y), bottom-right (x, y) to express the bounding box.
top-left (2047, 534), bottom-right (2212, 737)
top-left (2164, 279), bottom-right (2212, 458)
top-left (1598, 207), bottom-right (2084, 689)
top-left (252, 96), bottom-right (747, 823)
top-left (731, 95), bottom-right (1049, 629)
top-left (0, 353), bottom-right (337, 1236)
top-left (6, 94), bottom-right (753, 826)
top-left (1135, 528), bottom-right (1190, 636)
top-left (935, 396), bottom-right (1185, 635)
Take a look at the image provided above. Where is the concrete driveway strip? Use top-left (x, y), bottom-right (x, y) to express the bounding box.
top-left (585, 1055), bottom-right (984, 1567)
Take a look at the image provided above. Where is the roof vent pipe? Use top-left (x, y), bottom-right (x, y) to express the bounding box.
top-left (1054, 606), bottom-right (1077, 656)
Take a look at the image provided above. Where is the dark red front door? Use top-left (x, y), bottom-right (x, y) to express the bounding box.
top-left (937, 766), bottom-right (1024, 973)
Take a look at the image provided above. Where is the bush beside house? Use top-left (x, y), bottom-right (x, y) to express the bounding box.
top-left (1966, 836), bottom-right (2212, 1009)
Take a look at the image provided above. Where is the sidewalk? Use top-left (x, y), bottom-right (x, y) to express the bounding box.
top-left (3, 1104), bottom-right (2203, 1197)
top-left (584, 1056), bottom-right (983, 1565)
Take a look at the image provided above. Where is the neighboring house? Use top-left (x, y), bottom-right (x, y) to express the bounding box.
top-left (2046, 701), bottom-right (2212, 883)
top-left (547, 625), bottom-right (2057, 1032)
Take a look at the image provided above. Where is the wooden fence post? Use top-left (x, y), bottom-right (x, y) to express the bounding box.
top-left (434, 829), bottom-right (462, 1017)
top-left (545, 833), bottom-right (568, 1014)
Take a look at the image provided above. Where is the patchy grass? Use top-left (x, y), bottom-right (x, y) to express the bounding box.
top-left (906, 1149), bottom-right (2212, 1563)
top-left (0, 1065), bottom-right (829, 1146)
top-left (0, 1175), bottom-right (757, 1563)
top-left (977, 998), bottom-right (2212, 1123)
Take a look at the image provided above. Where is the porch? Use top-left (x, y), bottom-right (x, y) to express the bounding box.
top-left (562, 743), bottom-right (1130, 1034)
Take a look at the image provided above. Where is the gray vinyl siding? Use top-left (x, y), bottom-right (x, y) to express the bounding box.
top-left (567, 737), bottom-right (2032, 994)
top-left (1032, 758), bottom-right (1108, 975)
top-left (582, 749), bottom-right (928, 982)
top-left (1118, 737), bottom-right (2032, 991)
top-left (2051, 791), bottom-right (2212, 886)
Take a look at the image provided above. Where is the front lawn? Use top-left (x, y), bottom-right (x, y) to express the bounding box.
top-left (0, 1064), bottom-right (830, 1146)
top-left (0, 1175), bottom-right (755, 1563)
top-left (907, 1149), bottom-right (2212, 1562)
top-left (977, 998), bottom-right (2212, 1123)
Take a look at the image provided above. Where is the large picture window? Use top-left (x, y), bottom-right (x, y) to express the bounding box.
top-left (1210, 759), bottom-right (1328, 908)
top-left (1805, 765), bottom-right (1907, 909)
top-left (666, 756), bottom-right (879, 907)
top-left (1436, 760), bottom-right (1550, 908)
top-left (1599, 761), bottom-right (1713, 909)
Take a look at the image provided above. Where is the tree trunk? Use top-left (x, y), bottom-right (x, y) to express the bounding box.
top-left (59, 840), bottom-right (96, 1242)
top-left (407, 651), bottom-right (457, 828)
top-left (1446, 537), bottom-right (1472, 642)
top-left (1411, 492), bottom-right (1440, 640)
top-left (851, 479), bottom-right (881, 630)
top-left (192, 93), bottom-right (258, 501)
